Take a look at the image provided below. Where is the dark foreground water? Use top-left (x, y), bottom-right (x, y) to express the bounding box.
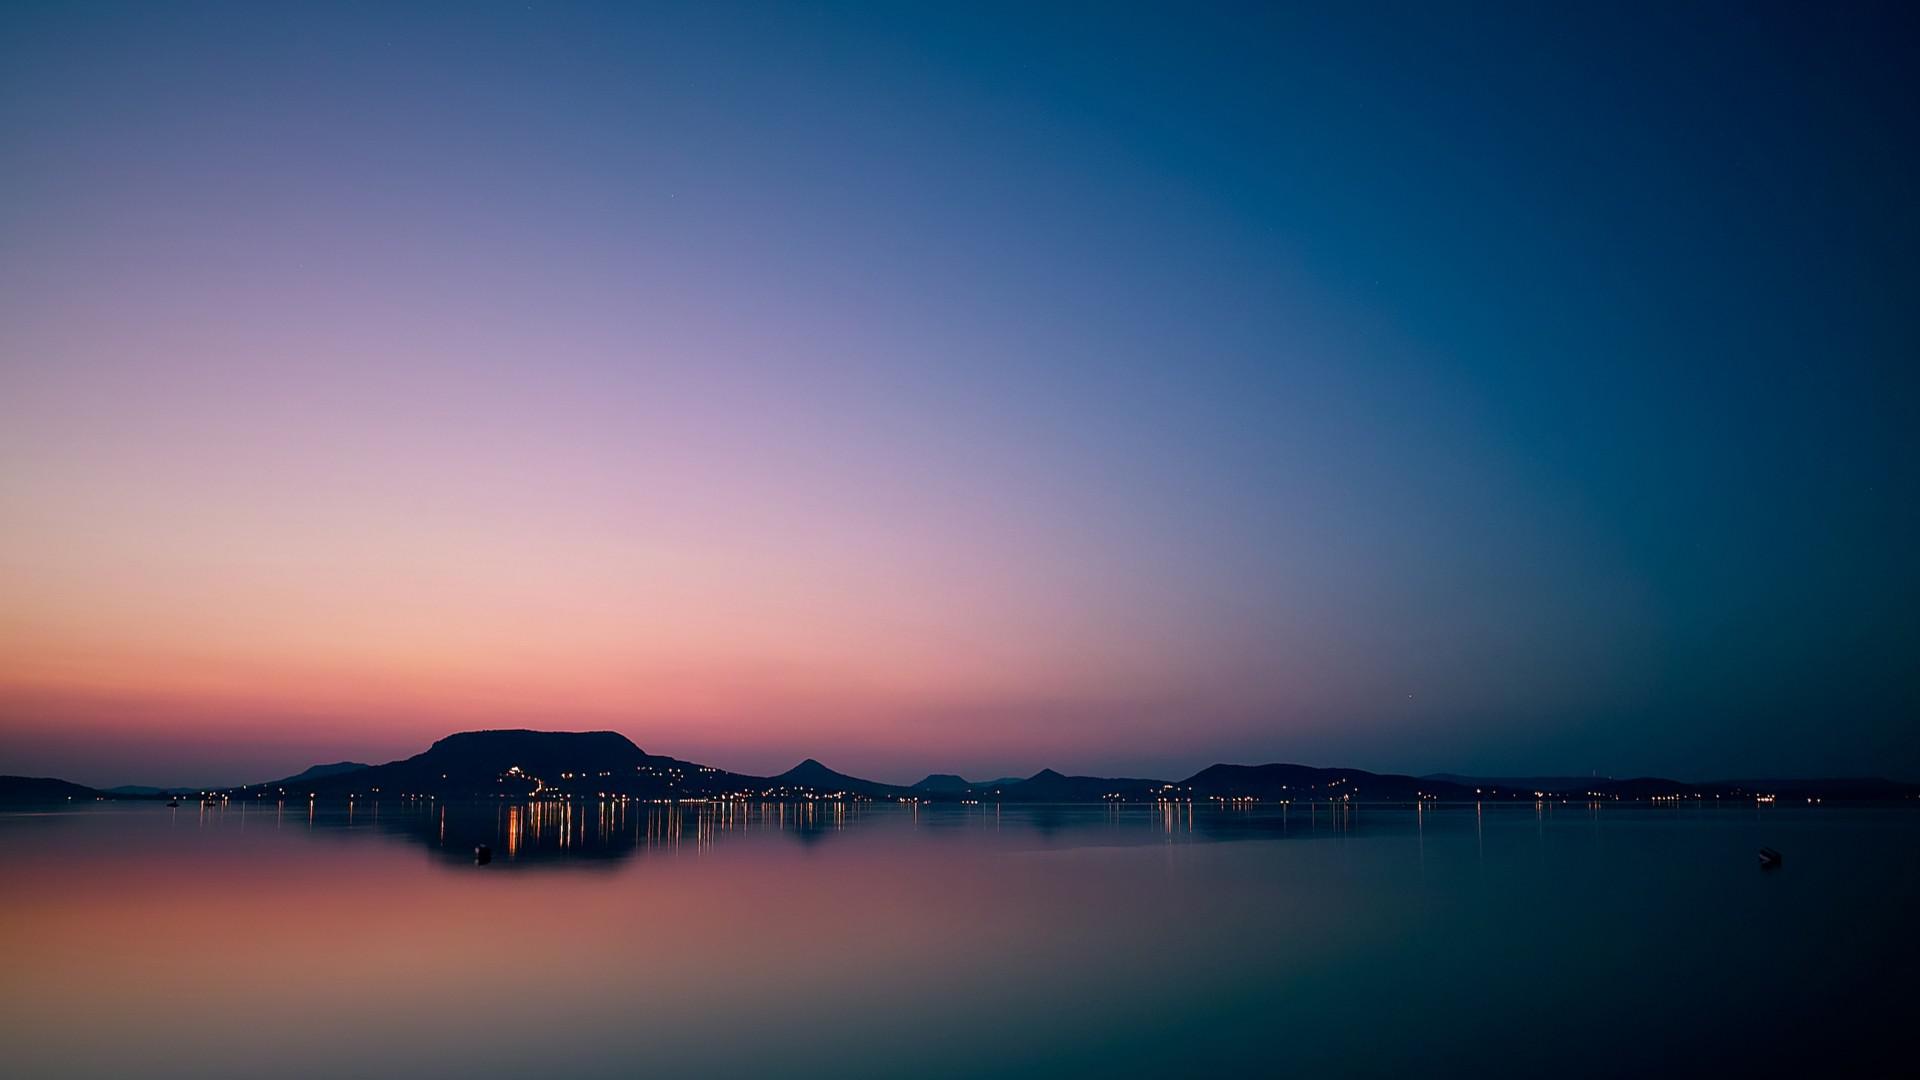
top-left (2, 799), bottom-right (1914, 1078)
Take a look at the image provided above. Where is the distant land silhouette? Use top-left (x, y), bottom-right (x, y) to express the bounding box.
top-left (4, 729), bottom-right (1918, 806)
top-left (0, 776), bottom-right (101, 804)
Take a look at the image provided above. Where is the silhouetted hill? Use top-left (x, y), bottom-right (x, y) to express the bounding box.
top-left (911, 773), bottom-right (973, 793)
top-left (769, 759), bottom-right (906, 797)
top-left (0, 775), bottom-right (102, 804)
top-left (273, 761), bottom-right (370, 784)
top-left (993, 768), bottom-right (1166, 802)
top-left (1181, 763), bottom-right (1466, 802)
top-left (426, 729), bottom-right (651, 774)
top-left (260, 729), bottom-right (765, 799)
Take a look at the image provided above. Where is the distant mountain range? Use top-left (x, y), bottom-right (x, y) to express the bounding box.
top-left (5, 728), bottom-right (1918, 805)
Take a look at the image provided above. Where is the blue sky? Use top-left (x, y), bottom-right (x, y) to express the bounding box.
top-left (2, 2), bottom-right (1915, 784)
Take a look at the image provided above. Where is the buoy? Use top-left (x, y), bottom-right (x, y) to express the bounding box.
top-left (1758, 846), bottom-right (1782, 868)
top-left (474, 843), bottom-right (492, 865)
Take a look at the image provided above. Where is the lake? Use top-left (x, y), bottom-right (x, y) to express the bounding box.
top-left (2, 799), bottom-right (1913, 1077)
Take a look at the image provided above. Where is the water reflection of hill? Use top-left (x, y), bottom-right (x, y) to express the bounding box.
top-left (329, 798), bottom-right (873, 868)
top-left (307, 798), bottom-right (1400, 869)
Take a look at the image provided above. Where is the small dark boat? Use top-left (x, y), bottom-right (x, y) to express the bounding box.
top-left (474, 844), bottom-right (493, 865)
top-left (166, 799), bottom-right (179, 807)
top-left (1758, 846), bottom-right (1782, 868)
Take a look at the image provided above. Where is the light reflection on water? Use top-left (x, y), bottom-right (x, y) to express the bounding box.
top-left (1, 801), bottom-right (1914, 1078)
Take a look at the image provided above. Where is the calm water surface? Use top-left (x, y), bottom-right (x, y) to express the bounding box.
top-left (2, 800), bottom-right (1914, 1077)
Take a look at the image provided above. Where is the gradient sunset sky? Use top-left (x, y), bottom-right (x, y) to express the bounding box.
top-left (3, 2), bottom-right (1915, 787)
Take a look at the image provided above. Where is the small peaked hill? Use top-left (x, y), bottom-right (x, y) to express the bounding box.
top-left (770, 759), bottom-right (905, 797)
top-left (994, 768), bottom-right (1166, 802)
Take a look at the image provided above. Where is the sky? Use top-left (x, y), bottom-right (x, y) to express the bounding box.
top-left (2, 1), bottom-right (1915, 788)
